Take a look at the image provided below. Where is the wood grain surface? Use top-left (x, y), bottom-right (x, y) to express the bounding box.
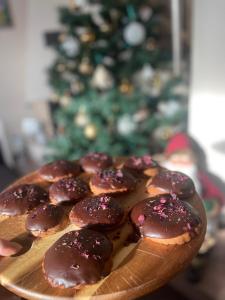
top-left (0, 166), bottom-right (206, 300)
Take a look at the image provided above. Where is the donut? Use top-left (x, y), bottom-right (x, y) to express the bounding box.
top-left (146, 170), bottom-right (195, 199)
top-left (43, 229), bottom-right (113, 289)
top-left (80, 152), bottom-right (113, 174)
top-left (39, 160), bottom-right (81, 182)
top-left (49, 177), bottom-right (89, 205)
top-left (130, 194), bottom-right (201, 245)
top-left (90, 168), bottom-right (136, 195)
top-left (69, 194), bottom-right (124, 229)
top-left (123, 155), bottom-right (159, 177)
top-left (0, 184), bottom-right (48, 216)
top-left (25, 204), bottom-right (66, 237)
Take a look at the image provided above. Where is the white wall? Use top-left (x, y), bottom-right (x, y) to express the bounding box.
top-left (0, 0), bottom-right (68, 156)
top-left (0, 0), bottom-right (27, 138)
top-left (25, 0), bottom-right (68, 102)
top-left (189, 0), bottom-right (225, 180)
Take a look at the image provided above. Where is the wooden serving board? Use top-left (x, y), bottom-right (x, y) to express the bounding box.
top-left (0, 169), bottom-right (206, 300)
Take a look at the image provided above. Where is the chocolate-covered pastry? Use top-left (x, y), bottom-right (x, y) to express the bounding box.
top-left (0, 184), bottom-right (48, 216)
top-left (69, 194), bottom-right (124, 229)
top-left (49, 177), bottom-right (89, 204)
top-left (80, 152), bottom-right (113, 174)
top-left (146, 170), bottom-right (195, 199)
top-left (39, 160), bottom-right (81, 182)
top-left (123, 155), bottom-right (159, 177)
top-left (90, 168), bottom-right (136, 195)
top-left (26, 204), bottom-right (65, 237)
top-left (43, 229), bottom-right (113, 289)
top-left (131, 194), bottom-right (201, 245)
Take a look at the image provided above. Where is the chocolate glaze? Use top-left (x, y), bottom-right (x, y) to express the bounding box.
top-left (39, 160), bottom-right (81, 182)
top-left (26, 204), bottom-right (64, 232)
top-left (43, 229), bottom-right (113, 288)
top-left (49, 177), bottom-right (89, 204)
top-left (80, 152), bottom-right (113, 173)
top-left (0, 184), bottom-right (48, 216)
top-left (124, 155), bottom-right (158, 172)
top-left (90, 168), bottom-right (135, 191)
top-left (148, 170), bottom-right (195, 199)
top-left (131, 194), bottom-right (201, 239)
top-left (69, 194), bottom-right (124, 229)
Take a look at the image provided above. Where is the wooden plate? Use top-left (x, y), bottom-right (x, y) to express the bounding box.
top-left (0, 168), bottom-right (206, 300)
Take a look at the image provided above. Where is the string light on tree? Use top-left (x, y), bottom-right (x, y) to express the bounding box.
top-left (79, 58), bottom-right (93, 75)
top-left (119, 80), bottom-right (134, 94)
top-left (80, 30), bottom-right (96, 43)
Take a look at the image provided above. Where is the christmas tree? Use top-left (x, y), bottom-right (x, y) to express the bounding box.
top-left (48, 0), bottom-right (188, 160)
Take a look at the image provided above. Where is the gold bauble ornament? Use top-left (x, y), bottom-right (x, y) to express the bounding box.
top-left (100, 23), bottom-right (112, 33)
top-left (84, 124), bottom-right (97, 139)
top-left (146, 38), bottom-right (157, 51)
top-left (60, 95), bottom-right (71, 107)
top-left (119, 80), bottom-right (134, 94)
top-left (80, 31), bottom-right (96, 43)
top-left (79, 58), bottom-right (93, 75)
top-left (152, 73), bottom-right (162, 90)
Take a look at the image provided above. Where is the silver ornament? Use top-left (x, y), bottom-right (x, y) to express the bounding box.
top-left (117, 115), bottom-right (136, 136)
top-left (61, 37), bottom-right (80, 57)
top-left (123, 22), bottom-right (146, 46)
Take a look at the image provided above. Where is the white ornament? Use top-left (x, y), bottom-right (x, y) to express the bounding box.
top-left (139, 6), bottom-right (153, 22)
top-left (92, 65), bottom-right (114, 90)
top-left (61, 37), bottom-right (80, 57)
top-left (74, 113), bottom-right (89, 127)
top-left (133, 64), bottom-right (155, 95)
top-left (158, 100), bottom-right (182, 117)
top-left (123, 22), bottom-right (146, 46)
top-left (117, 115), bottom-right (136, 136)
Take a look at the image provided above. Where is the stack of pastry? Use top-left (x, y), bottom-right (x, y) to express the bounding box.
top-left (0, 153), bottom-right (202, 290)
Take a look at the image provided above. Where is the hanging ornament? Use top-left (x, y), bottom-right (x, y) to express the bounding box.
top-left (84, 124), bottom-right (97, 139)
top-left (117, 114), bottom-right (137, 136)
top-left (133, 108), bottom-right (149, 123)
top-left (133, 64), bottom-right (155, 92)
top-left (60, 95), bottom-right (71, 107)
top-left (100, 23), bottom-right (113, 33)
top-left (139, 6), bottom-right (153, 22)
top-left (80, 31), bottom-right (96, 43)
top-left (79, 58), bottom-right (93, 75)
top-left (119, 80), bottom-right (134, 94)
top-left (61, 36), bottom-right (80, 57)
top-left (57, 63), bottom-right (66, 73)
top-left (92, 65), bottom-right (114, 90)
top-left (71, 81), bottom-right (84, 94)
top-left (123, 22), bottom-right (146, 46)
top-left (146, 38), bottom-right (157, 51)
top-left (158, 101), bottom-right (182, 117)
top-left (151, 73), bottom-right (162, 97)
top-left (74, 112), bottom-right (89, 127)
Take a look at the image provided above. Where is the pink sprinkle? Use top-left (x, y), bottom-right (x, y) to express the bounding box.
top-left (142, 155), bottom-right (152, 165)
top-left (160, 198), bottom-right (167, 204)
top-left (186, 223), bottom-right (191, 230)
top-left (101, 204), bottom-right (107, 210)
top-left (116, 170), bottom-right (123, 177)
top-left (138, 214), bottom-right (145, 224)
